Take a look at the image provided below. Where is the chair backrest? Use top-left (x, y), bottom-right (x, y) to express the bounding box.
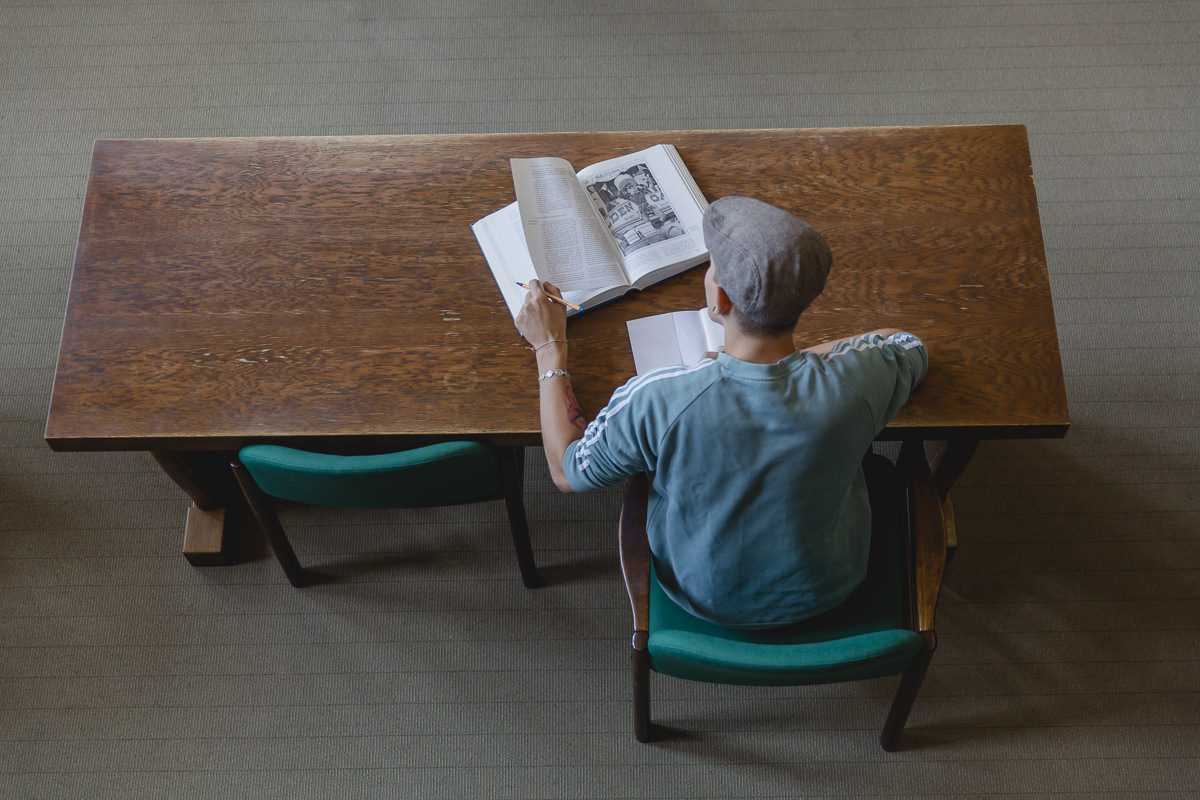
top-left (237, 442), bottom-right (505, 508)
top-left (619, 446), bottom-right (948, 746)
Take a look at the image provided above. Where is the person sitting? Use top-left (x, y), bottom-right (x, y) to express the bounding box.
top-left (515, 195), bottom-right (928, 629)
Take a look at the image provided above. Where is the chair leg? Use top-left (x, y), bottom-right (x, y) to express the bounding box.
top-left (880, 638), bottom-right (935, 751)
top-left (230, 461), bottom-right (310, 588)
top-left (498, 447), bottom-right (544, 588)
top-left (632, 634), bottom-right (654, 742)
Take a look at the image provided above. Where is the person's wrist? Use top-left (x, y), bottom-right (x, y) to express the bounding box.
top-left (525, 336), bottom-right (567, 353)
top-left (535, 341), bottom-right (567, 371)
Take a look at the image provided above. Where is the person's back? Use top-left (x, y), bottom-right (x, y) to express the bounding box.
top-left (566, 331), bottom-right (925, 627)
top-left (515, 196), bottom-right (927, 629)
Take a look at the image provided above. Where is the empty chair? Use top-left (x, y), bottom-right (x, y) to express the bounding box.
top-left (617, 444), bottom-right (948, 749)
top-left (231, 442), bottom-right (542, 588)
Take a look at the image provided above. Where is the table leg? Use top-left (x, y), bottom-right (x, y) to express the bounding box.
top-left (922, 439), bottom-right (979, 559)
top-left (151, 451), bottom-right (242, 565)
top-left (182, 505), bottom-right (227, 565)
top-left (923, 439), bottom-right (979, 499)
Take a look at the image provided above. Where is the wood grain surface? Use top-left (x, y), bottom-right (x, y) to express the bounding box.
top-left (46, 126), bottom-right (1068, 451)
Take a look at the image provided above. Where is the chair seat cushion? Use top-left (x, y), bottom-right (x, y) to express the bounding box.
top-left (649, 627), bottom-right (923, 685)
top-left (647, 453), bottom-right (923, 686)
top-left (239, 442), bottom-right (505, 508)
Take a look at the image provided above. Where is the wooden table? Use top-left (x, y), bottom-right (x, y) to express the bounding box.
top-left (46, 126), bottom-right (1069, 561)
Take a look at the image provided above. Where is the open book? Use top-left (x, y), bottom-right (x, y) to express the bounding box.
top-left (627, 308), bottom-right (725, 375)
top-left (472, 144), bottom-right (711, 317)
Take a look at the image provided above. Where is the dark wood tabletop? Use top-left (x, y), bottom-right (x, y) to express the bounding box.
top-left (46, 126), bottom-right (1069, 454)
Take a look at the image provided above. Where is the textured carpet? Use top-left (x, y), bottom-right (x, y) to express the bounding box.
top-left (1, 1), bottom-right (1197, 797)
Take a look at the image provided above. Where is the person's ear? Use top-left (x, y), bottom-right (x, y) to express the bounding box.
top-left (712, 284), bottom-right (734, 316)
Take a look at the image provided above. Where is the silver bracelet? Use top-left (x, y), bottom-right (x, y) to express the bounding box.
top-left (537, 368), bottom-right (570, 382)
top-left (526, 338), bottom-right (567, 353)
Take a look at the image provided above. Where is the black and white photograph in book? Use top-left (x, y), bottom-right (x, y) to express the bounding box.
top-left (584, 163), bottom-right (687, 256)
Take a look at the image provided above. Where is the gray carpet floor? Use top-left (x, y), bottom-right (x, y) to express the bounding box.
top-left (2, 1), bottom-right (1198, 797)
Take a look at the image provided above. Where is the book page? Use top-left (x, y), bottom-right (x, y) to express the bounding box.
top-left (511, 157), bottom-right (627, 291)
top-left (471, 202), bottom-right (600, 319)
top-left (626, 308), bottom-right (725, 375)
top-left (575, 145), bottom-right (710, 286)
top-left (673, 309), bottom-right (726, 365)
top-left (626, 314), bottom-right (683, 376)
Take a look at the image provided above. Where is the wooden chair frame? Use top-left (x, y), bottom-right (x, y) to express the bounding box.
top-left (618, 440), bottom-right (949, 749)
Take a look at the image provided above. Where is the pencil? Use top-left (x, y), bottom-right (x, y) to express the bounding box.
top-left (515, 282), bottom-right (582, 311)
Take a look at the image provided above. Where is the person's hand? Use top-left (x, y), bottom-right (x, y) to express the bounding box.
top-left (515, 279), bottom-right (568, 349)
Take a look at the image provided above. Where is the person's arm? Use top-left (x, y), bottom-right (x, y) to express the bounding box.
top-left (809, 328), bottom-right (928, 428)
top-left (802, 328), bottom-right (906, 355)
top-left (515, 280), bottom-right (585, 493)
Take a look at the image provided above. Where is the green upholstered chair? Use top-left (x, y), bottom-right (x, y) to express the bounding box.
top-left (231, 442), bottom-right (542, 589)
top-left (617, 443), bottom-right (948, 749)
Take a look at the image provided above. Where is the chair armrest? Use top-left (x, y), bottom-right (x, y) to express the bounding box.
top-left (618, 473), bottom-right (652, 647)
top-left (901, 441), bottom-right (949, 634)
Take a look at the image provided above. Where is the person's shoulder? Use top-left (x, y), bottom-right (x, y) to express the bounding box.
top-left (620, 359), bottom-right (720, 393)
top-left (603, 359), bottom-right (720, 415)
top-left (812, 330), bottom-right (928, 402)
